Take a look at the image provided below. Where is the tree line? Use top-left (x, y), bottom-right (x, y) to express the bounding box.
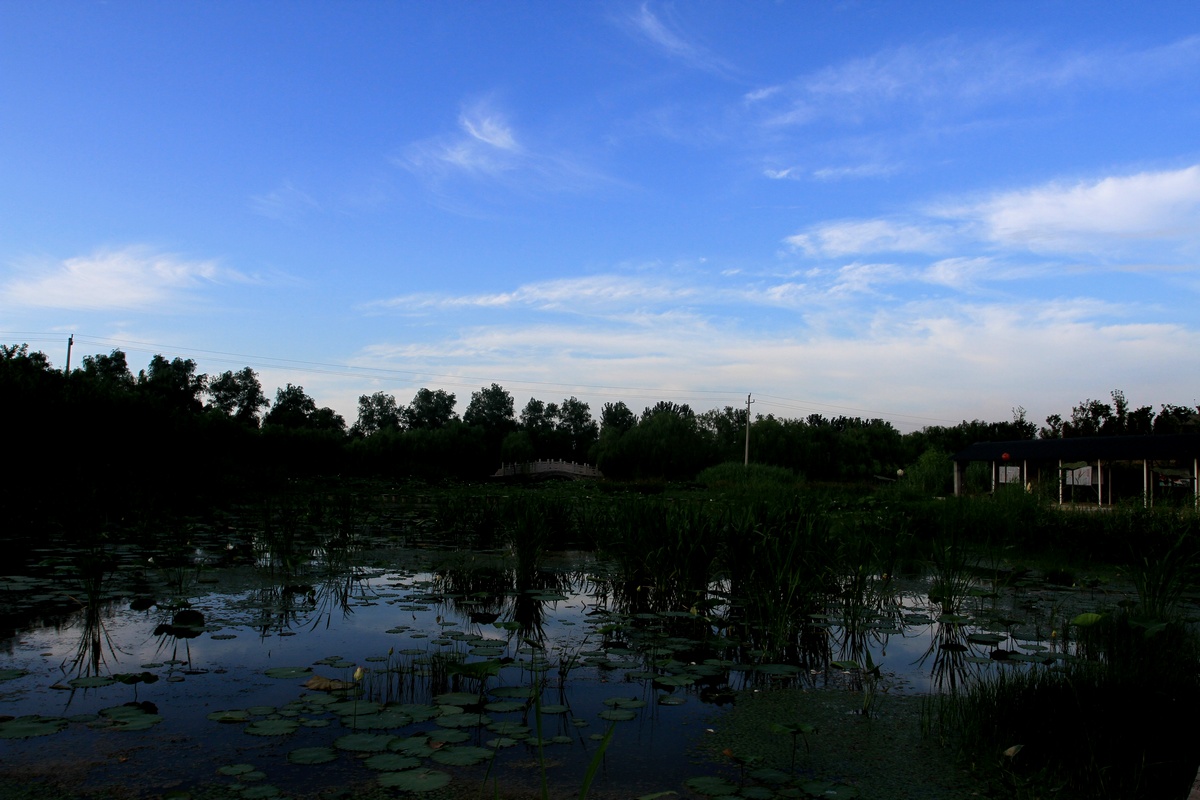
top-left (2, 344), bottom-right (1197, 530)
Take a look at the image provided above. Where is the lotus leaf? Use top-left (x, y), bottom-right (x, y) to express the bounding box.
top-left (0, 715), bottom-right (69, 739)
top-left (377, 768), bottom-right (452, 792)
top-left (684, 776), bottom-right (737, 796)
top-left (431, 745), bottom-right (493, 766)
top-left (364, 753), bottom-right (421, 771)
top-left (0, 669), bottom-right (28, 682)
top-left (264, 666), bottom-right (312, 679)
top-left (598, 709), bottom-right (636, 721)
top-left (486, 737), bottom-right (519, 748)
top-left (334, 732), bottom-right (396, 751)
top-left (244, 719), bottom-right (300, 736)
top-left (288, 747), bottom-right (338, 765)
top-left (484, 700), bottom-right (525, 713)
top-left (240, 786), bottom-right (280, 799)
top-left (68, 675), bottom-right (117, 688)
top-left (428, 728), bottom-right (470, 743)
top-left (217, 764), bottom-right (257, 776)
top-left (433, 691), bottom-right (479, 706)
top-left (435, 712), bottom-right (490, 728)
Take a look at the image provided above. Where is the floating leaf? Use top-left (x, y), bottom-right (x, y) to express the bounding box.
top-left (0, 669), bottom-right (28, 683)
top-left (335, 732), bottom-right (396, 752)
top-left (217, 764), bottom-right (256, 776)
top-left (364, 753), bottom-right (422, 771)
top-left (377, 769), bottom-right (452, 792)
top-left (598, 709), bottom-right (637, 721)
top-left (484, 700), bottom-right (525, 713)
top-left (244, 719), bottom-right (300, 736)
top-left (431, 745), bottom-right (493, 766)
top-left (68, 675), bottom-right (116, 688)
top-left (288, 747), bottom-right (338, 765)
top-left (263, 666), bottom-right (312, 680)
top-left (1072, 612), bottom-right (1104, 627)
top-left (684, 776), bottom-right (737, 796)
top-left (0, 716), bottom-right (68, 739)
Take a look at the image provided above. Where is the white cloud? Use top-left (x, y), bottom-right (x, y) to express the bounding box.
top-left (963, 165), bottom-right (1200, 254)
top-left (755, 35), bottom-right (1200, 129)
top-left (787, 219), bottom-right (950, 257)
top-left (624, 3), bottom-right (735, 77)
top-left (250, 182), bottom-right (320, 223)
top-left (368, 274), bottom-right (697, 314)
top-left (790, 164), bottom-right (1200, 266)
top-left (1, 247), bottom-right (244, 311)
top-left (344, 293), bottom-right (1200, 433)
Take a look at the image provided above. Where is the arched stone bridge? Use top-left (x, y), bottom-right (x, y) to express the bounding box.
top-left (491, 459), bottom-right (603, 480)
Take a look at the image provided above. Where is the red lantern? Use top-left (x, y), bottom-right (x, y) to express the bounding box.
top-left (1001, 452), bottom-right (1010, 461)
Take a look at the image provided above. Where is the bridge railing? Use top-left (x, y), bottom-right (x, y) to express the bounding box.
top-left (491, 459), bottom-right (603, 479)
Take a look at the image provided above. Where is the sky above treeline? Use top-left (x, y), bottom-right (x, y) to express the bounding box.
top-left (3, 2), bottom-right (1199, 432)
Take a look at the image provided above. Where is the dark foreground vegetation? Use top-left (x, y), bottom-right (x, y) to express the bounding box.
top-left (3, 342), bottom-right (1198, 533)
top-left (3, 342), bottom-right (1200, 799)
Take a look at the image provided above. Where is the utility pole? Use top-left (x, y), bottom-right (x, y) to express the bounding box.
top-left (744, 393), bottom-right (755, 467)
top-left (65, 334), bottom-right (74, 374)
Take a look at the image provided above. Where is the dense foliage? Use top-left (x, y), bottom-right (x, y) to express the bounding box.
top-left (3, 343), bottom-right (1197, 535)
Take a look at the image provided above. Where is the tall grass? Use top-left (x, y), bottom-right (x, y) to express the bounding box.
top-left (935, 610), bottom-right (1200, 799)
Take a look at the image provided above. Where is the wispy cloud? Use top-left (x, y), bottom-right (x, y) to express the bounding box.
top-left (250, 182), bottom-right (320, 224)
top-left (367, 274), bottom-right (697, 314)
top-left (1, 247), bottom-right (248, 311)
top-left (397, 98), bottom-right (606, 203)
top-left (789, 164), bottom-right (1200, 266)
top-left (959, 164), bottom-right (1200, 255)
top-left (623, 3), bottom-right (736, 77)
top-left (750, 35), bottom-right (1200, 128)
top-left (787, 219), bottom-right (952, 257)
top-left (403, 99), bottom-right (524, 180)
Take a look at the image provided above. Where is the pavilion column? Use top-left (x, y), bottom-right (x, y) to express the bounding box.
top-left (1097, 459), bottom-right (1103, 507)
top-left (1058, 459), bottom-right (1063, 505)
top-left (1143, 459), bottom-right (1150, 509)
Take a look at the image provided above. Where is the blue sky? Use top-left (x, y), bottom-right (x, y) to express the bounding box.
top-left (3, 2), bottom-right (1199, 432)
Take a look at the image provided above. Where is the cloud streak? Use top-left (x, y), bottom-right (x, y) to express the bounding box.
top-left (1, 247), bottom-right (247, 312)
top-left (789, 164), bottom-right (1200, 267)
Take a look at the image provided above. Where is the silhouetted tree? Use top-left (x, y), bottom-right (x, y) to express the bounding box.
top-left (138, 355), bottom-right (206, 414)
top-left (353, 391), bottom-right (402, 437)
top-left (207, 367), bottom-right (269, 426)
top-left (263, 383), bottom-right (318, 429)
top-left (404, 388), bottom-right (457, 430)
top-left (79, 349), bottom-right (134, 393)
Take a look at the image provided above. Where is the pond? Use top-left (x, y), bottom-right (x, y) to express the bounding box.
top-left (0, 489), bottom-right (1153, 799)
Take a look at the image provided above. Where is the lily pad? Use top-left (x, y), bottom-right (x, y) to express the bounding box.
top-left (685, 776), bottom-right (737, 796)
top-left (377, 769), bottom-right (452, 791)
top-left (431, 745), bottom-right (493, 766)
top-left (0, 669), bottom-right (28, 683)
top-left (217, 764), bottom-right (257, 776)
top-left (263, 666), bottom-right (313, 680)
top-left (244, 719), bottom-right (300, 736)
top-left (598, 708), bottom-right (637, 721)
top-left (288, 747), bottom-right (338, 765)
top-left (364, 753), bottom-right (422, 771)
top-left (68, 675), bottom-right (117, 689)
top-left (0, 716), bottom-right (69, 739)
top-left (334, 732), bottom-right (396, 752)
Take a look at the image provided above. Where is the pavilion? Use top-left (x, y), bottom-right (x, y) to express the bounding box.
top-left (951, 434), bottom-right (1200, 507)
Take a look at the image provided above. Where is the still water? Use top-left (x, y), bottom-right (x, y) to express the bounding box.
top-left (0, 497), bottom-right (1120, 799)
